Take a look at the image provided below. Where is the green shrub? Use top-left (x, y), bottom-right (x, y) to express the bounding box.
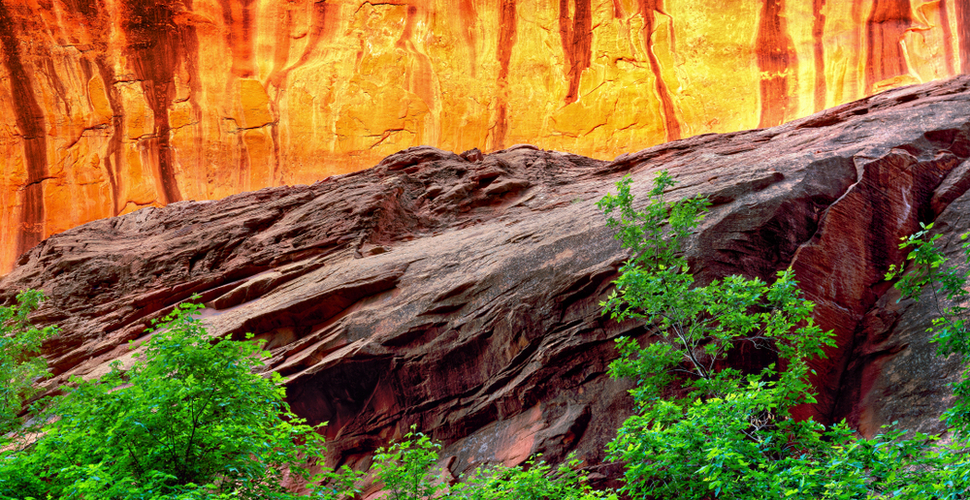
top-left (598, 172), bottom-right (970, 499)
top-left (451, 455), bottom-right (615, 500)
top-left (0, 289), bottom-right (58, 439)
top-left (372, 429), bottom-right (445, 500)
top-left (371, 428), bottom-right (615, 500)
top-left (0, 299), bottom-right (358, 500)
top-left (888, 223), bottom-right (970, 437)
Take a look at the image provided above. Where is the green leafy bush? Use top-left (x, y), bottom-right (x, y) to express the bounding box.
top-left (372, 429), bottom-right (445, 500)
top-left (0, 300), bottom-right (358, 500)
top-left (451, 456), bottom-right (614, 500)
top-left (598, 173), bottom-right (970, 499)
top-left (888, 223), bottom-right (970, 437)
top-left (0, 289), bottom-right (58, 438)
top-left (371, 428), bottom-right (615, 500)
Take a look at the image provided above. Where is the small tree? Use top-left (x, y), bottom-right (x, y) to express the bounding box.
top-left (0, 299), bottom-right (357, 500)
top-left (450, 455), bottom-right (614, 500)
top-left (598, 173), bottom-right (966, 499)
top-left (0, 289), bottom-right (58, 438)
top-left (370, 428), bottom-right (615, 500)
top-left (372, 428), bottom-right (446, 500)
top-left (887, 223), bottom-right (970, 437)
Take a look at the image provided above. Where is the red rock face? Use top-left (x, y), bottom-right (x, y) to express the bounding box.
top-left (5, 77), bottom-right (970, 482)
top-left (1, 0), bottom-right (969, 273)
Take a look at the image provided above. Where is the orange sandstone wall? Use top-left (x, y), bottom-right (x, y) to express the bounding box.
top-left (0, 0), bottom-right (965, 273)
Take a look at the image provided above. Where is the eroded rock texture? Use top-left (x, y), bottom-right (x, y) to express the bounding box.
top-left (5, 76), bottom-right (970, 484)
top-left (0, 0), bottom-right (968, 272)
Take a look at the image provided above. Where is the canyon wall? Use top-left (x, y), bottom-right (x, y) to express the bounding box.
top-left (0, 0), bottom-right (967, 272)
top-left (4, 76), bottom-right (970, 485)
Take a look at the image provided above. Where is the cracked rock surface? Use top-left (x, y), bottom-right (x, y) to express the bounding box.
top-left (5, 76), bottom-right (970, 483)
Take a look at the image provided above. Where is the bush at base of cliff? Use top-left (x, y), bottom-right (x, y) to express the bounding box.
top-left (889, 223), bottom-right (970, 439)
top-left (0, 300), bottom-right (359, 500)
top-left (598, 173), bottom-right (970, 499)
top-left (370, 428), bottom-right (616, 500)
top-left (0, 289), bottom-right (58, 438)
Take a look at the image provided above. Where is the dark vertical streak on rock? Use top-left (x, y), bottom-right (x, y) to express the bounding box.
top-left (63, 0), bottom-right (96, 17)
top-left (180, 0), bottom-right (205, 195)
top-left (0, 0), bottom-right (48, 257)
top-left (397, 4), bottom-right (435, 109)
top-left (220, 0), bottom-right (258, 78)
top-left (638, 0), bottom-right (681, 141)
top-left (940, 0), bottom-right (956, 75)
top-left (95, 57), bottom-right (126, 215)
top-left (79, 58), bottom-right (93, 89)
top-left (63, 0), bottom-right (126, 215)
top-left (267, 2), bottom-right (295, 186)
top-left (396, 2), bottom-right (437, 147)
top-left (237, 134), bottom-right (251, 192)
top-left (123, 0), bottom-right (183, 204)
top-left (559, 0), bottom-right (572, 86)
top-left (955, 0), bottom-right (970, 73)
top-left (269, 119), bottom-right (282, 187)
top-left (864, 0), bottom-right (912, 93)
top-left (756, 0), bottom-right (798, 128)
top-left (812, 0), bottom-right (827, 112)
top-left (459, 0), bottom-right (479, 76)
top-left (611, 0), bottom-right (624, 18)
top-left (559, 0), bottom-right (593, 104)
top-left (840, 0), bottom-right (866, 103)
top-left (494, 0), bottom-right (517, 151)
top-left (41, 57), bottom-right (71, 117)
top-left (399, 4), bottom-right (418, 47)
top-left (268, 1), bottom-right (335, 184)
top-left (290, 1), bottom-right (335, 74)
top-left (269, 4), bottom-right (295, 86)
top-left (269, 4), bottom-right (294, 186)
top-left (237, 0), bottom-right (257, 78)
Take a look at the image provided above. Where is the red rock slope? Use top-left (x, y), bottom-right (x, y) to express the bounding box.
top-left (4, 76), bottom-right (970, 477)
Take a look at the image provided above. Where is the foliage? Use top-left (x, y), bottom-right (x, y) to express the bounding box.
top-left (598, 173), bottom-right (970, 499)
top-left (887, 222), bottom-right (970, 437)
top-left (0, 289), bottom-right (58, 438)
top-left (371, 428), bottom-right (615, 500)
top-left (372, 428), bottom-right (445, 500)
top-left (598, 174), bottom-right (833, 407)
top-left (451, 456), bottom-right (615, 500)
top-left (0, 299), bottom-right (359, 500)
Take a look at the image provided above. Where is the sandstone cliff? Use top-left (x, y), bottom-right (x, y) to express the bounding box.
top-left (1, 0), bottom-right (969, 272)
top-left (3, 76), bottom-right (970, 481)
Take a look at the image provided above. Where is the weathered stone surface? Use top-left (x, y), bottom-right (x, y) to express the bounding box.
top-left (5, 76), bottom-right (970, 483)
top-left (1, 0), bottom-right (968, 273)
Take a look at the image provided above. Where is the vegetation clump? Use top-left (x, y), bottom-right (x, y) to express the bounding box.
top-left (597, 172), bottom-right (970, 499)
top-left (888, 223), bottom-right (970, 438)
top-left (0, 301), bottom-right (358, 500)
top-left (0, 290), bottom-right (58, 437)
top-left (370, 428), bottom-right (614, 500)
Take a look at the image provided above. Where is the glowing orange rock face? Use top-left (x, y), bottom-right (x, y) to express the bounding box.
top-left (0, 0), bottom-right (965, 273)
